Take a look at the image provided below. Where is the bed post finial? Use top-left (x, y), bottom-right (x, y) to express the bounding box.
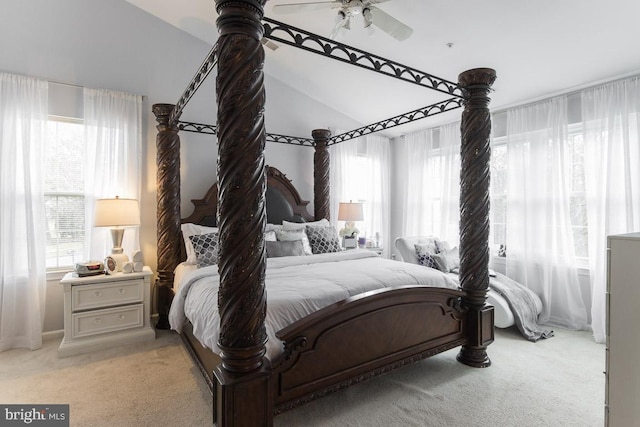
top-left (312, 129), bottom-right (331, 221)
top-left (456, 68), bottom-right (496, 369)
top-left (214, 0), bottom-right (273, 425)
top-left (152, 103), bottom-right (181, 330)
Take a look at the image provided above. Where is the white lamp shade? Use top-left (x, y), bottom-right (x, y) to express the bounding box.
top-left (338, 202), bottom-right (364, 222)
top-left (94, 197), bottom-right (140, 227)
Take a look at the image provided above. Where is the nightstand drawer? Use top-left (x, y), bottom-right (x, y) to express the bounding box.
top-left (72, 279), bottom-right (143, 311)
top-left (72, 304), bottom-right (144, 338)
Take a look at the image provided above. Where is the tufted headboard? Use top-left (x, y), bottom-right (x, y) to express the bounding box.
top-left (179, 166), bottom-right (314, 260)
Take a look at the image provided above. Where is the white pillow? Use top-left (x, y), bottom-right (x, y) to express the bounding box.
top-left (266, 223), bottom-right (283, 232)
top-left (282, 218), bottom-right (329, 231)
top-left (181, 223), bottom-right (218, 265)
top-left (265, 230), bottom-right (277, 242)
top-left (276, 229), bottom-right (313, 255)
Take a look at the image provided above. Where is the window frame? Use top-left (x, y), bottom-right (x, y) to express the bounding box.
top-left (44, 116), bottom-right (86, 274)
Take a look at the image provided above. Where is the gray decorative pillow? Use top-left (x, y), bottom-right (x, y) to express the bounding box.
top-left (189, 232), bottom-right (219, 266)
top-left (432, 247), bottom-right (460, 272)
top-left (266, 240), bottom-right (306, 258)
top-left (306, 225), bottom-right (341, 254)
top-left (435, 239), bottom-right (451, 254)
top-left (275, 229), bottom-right (313, 255)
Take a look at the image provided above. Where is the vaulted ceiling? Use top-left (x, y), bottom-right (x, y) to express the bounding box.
top-left (125, 0), bottom-right (640, 137)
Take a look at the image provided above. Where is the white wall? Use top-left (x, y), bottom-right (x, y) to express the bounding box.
top-left (1, 0), bottom-right (360, 332)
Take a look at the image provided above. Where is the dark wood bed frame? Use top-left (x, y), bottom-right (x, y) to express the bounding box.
top-left (152, 1), bottom-right (496, 425)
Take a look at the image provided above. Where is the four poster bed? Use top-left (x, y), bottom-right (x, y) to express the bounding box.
top-left (152, 2), bottom-right (496, 425)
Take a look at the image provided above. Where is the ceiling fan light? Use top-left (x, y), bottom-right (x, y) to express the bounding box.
top-left (363, 7), bottom-right (373, 28)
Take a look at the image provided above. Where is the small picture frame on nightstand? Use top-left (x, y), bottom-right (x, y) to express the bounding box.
top-left (343, 236), bottom-right (357, 249)
top-left (104, 256), bottom-right (117, 275)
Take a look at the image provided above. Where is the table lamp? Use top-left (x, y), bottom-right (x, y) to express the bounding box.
top-left (94, 196), bottom-right (140, 271)
top-left (338, 201), bottom-right (363, 248)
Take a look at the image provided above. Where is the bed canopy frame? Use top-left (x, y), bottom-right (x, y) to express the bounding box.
top-left (152, 1), bottom-right (496, 425)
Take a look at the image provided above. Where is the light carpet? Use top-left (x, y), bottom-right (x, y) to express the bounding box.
top-left (0, 327), bottom-right (604, 426)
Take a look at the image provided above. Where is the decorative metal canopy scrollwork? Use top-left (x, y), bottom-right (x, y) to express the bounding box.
top-left (172, 18), bottom-right (467, 147)
top-left (178, 121), bottom-right (315, 147)
top-left (169, 43), bottom-right (219, 126)
top-left (329, 98), bottom-right (464, 145)
top-left (262, 17), bottom-right (463, 99)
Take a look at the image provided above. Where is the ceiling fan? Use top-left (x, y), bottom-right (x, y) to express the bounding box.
top-left (272, 0), bottom-right (413, 42)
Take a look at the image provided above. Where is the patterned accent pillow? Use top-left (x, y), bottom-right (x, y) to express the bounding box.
top-left (275, 229), bottom-right (313, 255)
top-left (181, 223), bottom-right (218, 264)
top-left (306, 225), bottom-right (342, 254)
top-left (189, 232), bottom-right (219, 266)
top-left (415, 243), bottom-right (438, 269)
top-left (266, 240), bottom-right (306, 258)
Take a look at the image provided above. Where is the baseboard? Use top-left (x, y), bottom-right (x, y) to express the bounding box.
top-left (43, 329), bottom-right (64, 341)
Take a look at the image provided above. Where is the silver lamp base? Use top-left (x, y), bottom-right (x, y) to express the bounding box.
top-left (110, 228), bottom-right (129, 272)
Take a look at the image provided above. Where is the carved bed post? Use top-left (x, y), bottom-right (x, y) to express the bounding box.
top-left (152, 103), bottom-right (181, 330)
top-left (312, 129), bottom-right (331, 221)
top-left (456, 68), bottom-right (497, 368)
top-left (213, 0), bottom-right (272, 425)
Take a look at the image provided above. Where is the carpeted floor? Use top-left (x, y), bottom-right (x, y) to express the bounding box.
top-left (0, 327), bottom-right (604, 426)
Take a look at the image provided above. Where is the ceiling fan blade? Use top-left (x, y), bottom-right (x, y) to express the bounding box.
top-left (369, 6), bottom-right (413, 41)
top-left (273, 1), bottom-right (341, 15)
top-left (261, 38), bottom-right (279, 51)
top-left (329, 14), bottom-right (349, 40)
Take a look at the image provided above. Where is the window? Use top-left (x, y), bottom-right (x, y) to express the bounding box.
top-left (489, 126), bottom-right (589, 260)
top-left (489, 140), bottom-right (507, 254)
top-left (567, 125), bottom-right (588, 259)
top-left (44, 118), bottom-right (85, 269)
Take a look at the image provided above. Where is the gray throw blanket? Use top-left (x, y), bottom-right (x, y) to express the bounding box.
top-left (488, 272), bottom-right (554, 342)
top-left (450, 269), bottom-right (553, 342)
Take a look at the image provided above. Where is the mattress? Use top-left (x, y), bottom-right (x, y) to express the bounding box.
top-left (169, 250), bottom-right (459, 360)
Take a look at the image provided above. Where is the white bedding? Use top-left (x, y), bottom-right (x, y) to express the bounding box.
top-left (173, 262), bottom-right (198, 291)
top-left (169, 250), bottom-right (458, 359)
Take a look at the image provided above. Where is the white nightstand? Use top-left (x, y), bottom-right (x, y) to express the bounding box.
top-left (364, 247), bottom-right (383, 255)
top-left (58, 266), bottom-right (155, 357)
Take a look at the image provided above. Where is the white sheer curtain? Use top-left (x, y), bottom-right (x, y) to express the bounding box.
top-left (399, 129), bottom-right (431, 236)
top-left (582, 76), bottom-right (640, 343)
top-left (398, 122), bottom-right (460, 246)
top-left (329, 135), bottom-right (358, 229)
top-left (504, 97), bottom-right (588, 329)
top-left (435, 123), bottom-right (461, 245)
top-left (0, 73), bottom-right (48, 351)
top-left (83, 88), bottom-right (142, 260)
top-left (359, 134), bottom-right (391, 255)
top-left (329, 133), bottom-right (391, 256)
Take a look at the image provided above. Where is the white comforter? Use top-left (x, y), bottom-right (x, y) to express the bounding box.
top-left (169, 250), bottom-right (458, 359)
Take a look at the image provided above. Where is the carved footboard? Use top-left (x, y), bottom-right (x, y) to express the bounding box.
top-left (271, 286), bottom-right (468, 413)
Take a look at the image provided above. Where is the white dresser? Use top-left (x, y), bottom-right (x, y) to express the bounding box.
top-left (606, 233), bottom-right (640, 426)
top-left (58, 266), bottom-right (155, 357)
